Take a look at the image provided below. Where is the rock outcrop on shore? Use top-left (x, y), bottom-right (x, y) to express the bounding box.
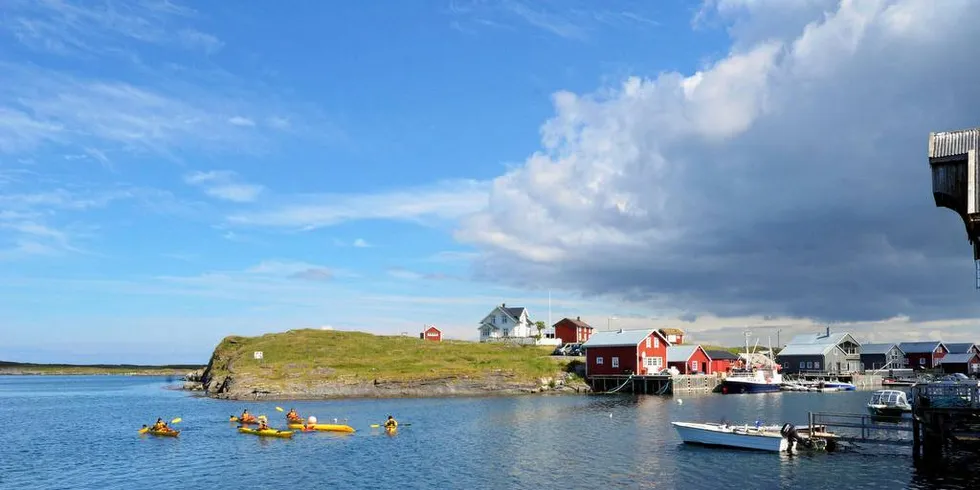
top-left (196, 329), bottom-right (590, 400)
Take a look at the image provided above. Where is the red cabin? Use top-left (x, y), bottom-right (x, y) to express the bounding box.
top-left (705, 349), bottom-right (739, 373)
top-left (899, 341), bottom-right (947, 369)
top-left (419, 325), bottom-right (442, 342)
top-left (582, 329), bottom-right (668, 377)
top-left (553, 317), bottom-right (594, 344)
top-left (667, 345), bottom-right (712, 374)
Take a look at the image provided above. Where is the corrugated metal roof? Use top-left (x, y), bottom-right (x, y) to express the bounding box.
top-left (944, 343), bottom-right (977, 354)
top-left (667, 345), bottom-right (700, 362)
top-left (777, 343), bottom-right (835, 357)
top-left (898, 341), bottom-right (943, 354)
top-left (939, 353), bottom-right (979, 364)
top-left (861, 343), bottom-right (900, 355)
top-left (929, 128), bottom-right (980, 160)
top-left (583, 329), bottom-right (655, 348)
top-left (704, 349), bottom-right (739, 360)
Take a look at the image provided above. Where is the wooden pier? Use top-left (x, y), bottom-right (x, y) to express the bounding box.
top-left (807, 412), bottom-right (913, 447)
top-left (587, 374), bottom-right (719, 395)
top-left (910, 381), bottom-right (980, 460)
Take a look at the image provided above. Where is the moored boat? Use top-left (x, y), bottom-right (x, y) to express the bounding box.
top-left (867, 389), bottom-right (911, 416)
top-left (823, 381), bottom-right (856, 391)
top-left (672, 422), bottom-right (826, 452)
top-left (722, 369), bottom-right (783, 394)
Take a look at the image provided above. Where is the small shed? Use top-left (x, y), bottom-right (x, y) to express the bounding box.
top-left (667, 345), bottom-right (711, 374)
top-left (582, 329), bottom-right (668, 377)
top-left (658, 328), bottom-right (685, 345)
top-left (938, 353), bottom-right (980, 375)
top-left (705, 349), bottom-right (739, 373)
top-left (420, 325), bottom-right (442, 342)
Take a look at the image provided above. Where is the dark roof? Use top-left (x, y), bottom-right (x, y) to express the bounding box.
top-left (503, 307), bottom-right (527, 320)
top-left (555, 317), bottom-right (593, 329)
top-left (945, 343), bottom-right (978, 354)
top-left (659, 328), bottom-right (685, 335)
top-left (898, 341), bottom-right (944, 354)
top-left (861, 343), bottom-right (901, 355)
top-left (939, 353), bottom-right (980, 364)
top-left (704, 349), bottom-right (739, 361)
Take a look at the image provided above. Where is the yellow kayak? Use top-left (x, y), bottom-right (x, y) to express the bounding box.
top-left (287, 423), bottom-right (356, 433)
top-left (230, 416), bottom-right (259, 425)
top-left (238, 427), bottom-right (293, 438)
top-left (139, 428), bottom-right (179, 437)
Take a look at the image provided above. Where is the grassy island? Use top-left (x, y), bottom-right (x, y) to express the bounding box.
top-left (200, 329), bottom-right (586, 400)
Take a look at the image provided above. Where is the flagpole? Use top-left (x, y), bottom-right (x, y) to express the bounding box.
top-left (548, 290), bottom-right (552, 328)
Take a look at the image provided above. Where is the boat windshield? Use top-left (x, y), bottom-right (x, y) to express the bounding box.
top-left (871, 391), bottom-right (905, 405)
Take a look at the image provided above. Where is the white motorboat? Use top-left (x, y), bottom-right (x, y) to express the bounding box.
top-left (673, 421), bottom-right (829, 453)
top-left (867, 389), bottom-right (911, 416)
top-left (672, 422), bottom-right (788, 452)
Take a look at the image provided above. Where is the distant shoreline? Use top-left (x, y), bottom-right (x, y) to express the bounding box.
top-left (0, 361), bottom-right (204, 377)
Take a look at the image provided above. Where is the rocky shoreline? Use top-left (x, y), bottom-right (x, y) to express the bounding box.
top-left (182, 368), bottom-right (590, 400)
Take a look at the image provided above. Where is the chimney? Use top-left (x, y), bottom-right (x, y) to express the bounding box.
top-left (826, 326), bottom-right (830, 337)
top-left (502, 303), bottom-right (506, 308)
top-left (618, 328), bottom-right (624, 334)
top-left (577, 316), bottom-right (581, 321)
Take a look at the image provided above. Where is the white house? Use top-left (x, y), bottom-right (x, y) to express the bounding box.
top-left (479, 303), bottom-right (533, 341)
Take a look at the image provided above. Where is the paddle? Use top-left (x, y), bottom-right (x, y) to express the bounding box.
top-left (370, 423), bottom-right (411, 428)
top-left (275, 407), bottom-right (284, 412)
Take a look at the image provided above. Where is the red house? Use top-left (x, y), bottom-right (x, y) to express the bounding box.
top-left (419, 325), bottom-right (442, 342)
top-left (899, 341), bottom-right (948, 369)
top-left (581, 329), bottom-right (668, 377)
top-left (553, 317), bottom-right (594, 344)
top-left (658, 328), bottom-right (685, 345)
top-left (705, 349), bottom-right (740, 373)
top-left (667, 345), bottom-right (712, 374)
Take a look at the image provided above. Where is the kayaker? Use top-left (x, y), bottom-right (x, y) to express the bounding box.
top-left (257, 419), bottom-right (271, 431)
top-left (152, 418), bottom-right (166, 430)
top-left (384, 415), bottom-right (398, 429)
top-left (240, 409), bottom-right (253, 422)
top-left (286, 408), bottom-right (299, 420)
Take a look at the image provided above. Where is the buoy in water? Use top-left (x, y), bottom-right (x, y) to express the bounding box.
top-left (677, 399), bottom-right (683, 404)
top-left (308, 416), bottom-right (317, 424)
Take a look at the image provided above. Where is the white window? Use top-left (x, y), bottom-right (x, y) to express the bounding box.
top-left (654, 337), bottom-right (660, 348)
top-left (596, 357), bottom-right (604, 365)
top-left (612, 357), bottom-right (620, 368)
top-left (814, 361), bottom-right (820, 370)
top-left (690, 360), bottom-right (698, 371)
top-left (644, 357), bottom-right (663, 368)
top-left (799, 361), bottom-right (805, 369)
top-left (646, 338), bottom-right (651, 348)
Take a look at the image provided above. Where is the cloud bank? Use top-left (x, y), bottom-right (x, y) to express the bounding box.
top-left (458, 0), bottom-right (980, 324)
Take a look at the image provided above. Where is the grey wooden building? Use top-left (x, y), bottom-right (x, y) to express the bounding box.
top-left (776, 327), bottom-right (862, 374)
top-left (860, 343), bottom-right (907, 371)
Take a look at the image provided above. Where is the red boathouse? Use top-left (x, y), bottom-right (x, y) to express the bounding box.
top-left (667, 345), bottom-right (712, 374)
top-left (582, 328), bottom-right (668, 377)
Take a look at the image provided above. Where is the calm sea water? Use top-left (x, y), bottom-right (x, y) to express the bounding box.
top-left (0, 376), bottom-right (977, 489)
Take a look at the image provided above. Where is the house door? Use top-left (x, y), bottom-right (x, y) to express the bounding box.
top-left (702, 362), bottom-right (708, 373)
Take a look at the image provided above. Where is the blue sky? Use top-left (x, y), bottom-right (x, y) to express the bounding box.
top-left (3, 0), bottom-right (980, 364)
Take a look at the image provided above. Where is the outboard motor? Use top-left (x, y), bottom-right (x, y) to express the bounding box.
top-left (780, 423), bottom-right (813, 451)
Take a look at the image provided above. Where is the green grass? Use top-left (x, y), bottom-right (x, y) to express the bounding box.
top-left (205, 329), bottom-right (569, 386)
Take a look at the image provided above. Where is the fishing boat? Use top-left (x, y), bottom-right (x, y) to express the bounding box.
top-left (867, 389), bottom-right (911, 416)
top-left (721, 333), bottom-right (783, 394)
top-left (672, 422), bottom-right (826, 453)
top-left (882, 378), bottom-right (915, 387)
